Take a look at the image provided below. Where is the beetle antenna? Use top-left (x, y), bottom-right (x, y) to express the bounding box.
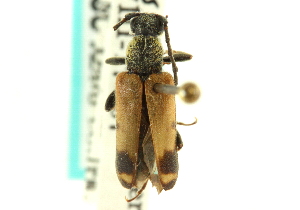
top-left (163, 16), bottom-right (179, 86)
top-left (113, 12), bottom-right (141, 31)
top-left (125, 181), bottom-right (148, 202)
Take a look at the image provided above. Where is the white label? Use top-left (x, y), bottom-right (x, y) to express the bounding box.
top-left (82, 0), bottom-right (165, 209)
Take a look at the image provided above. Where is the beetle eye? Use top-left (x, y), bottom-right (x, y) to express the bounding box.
top-left (130, 17), bottom-right (137, 33)
top-left (155, 17), bottom-right (164, 34)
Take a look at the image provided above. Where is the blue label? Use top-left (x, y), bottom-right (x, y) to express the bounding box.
top-left (69, 0), bottom-right (84, 179)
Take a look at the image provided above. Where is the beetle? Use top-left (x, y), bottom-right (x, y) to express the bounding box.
top-left (105, 12), bottom-right (194, 202)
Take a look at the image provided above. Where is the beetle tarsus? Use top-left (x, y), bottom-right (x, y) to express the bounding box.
top-left (177, 117), bottom-right (198, 126)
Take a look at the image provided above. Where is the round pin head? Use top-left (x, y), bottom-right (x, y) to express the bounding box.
top-left (179, 82), bottom-right (201, 103)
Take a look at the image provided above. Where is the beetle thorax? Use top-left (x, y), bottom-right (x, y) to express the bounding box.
top-left (126, 35), bottom-right (163, 77)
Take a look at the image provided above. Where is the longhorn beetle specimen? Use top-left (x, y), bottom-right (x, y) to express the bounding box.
top-left (105, 12), bottom-right (195, 202)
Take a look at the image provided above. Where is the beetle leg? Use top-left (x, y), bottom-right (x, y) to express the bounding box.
top-left (125, 181), bottom-right (148, 202)
top-left (177, 118), bottom-right (198, 126)
top-left (105, 90), bottom-right (115, 111)
top-left (105, 57), bottom-right (126, 65)
top-left (176, 130), bottom-right (183, 151)
top-left (176, 118), bottom-right (198, 151)
top-left (163, 51), bottom-right (193, 64)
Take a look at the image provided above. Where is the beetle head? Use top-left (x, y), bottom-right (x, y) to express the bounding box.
top-left (130, 14), bottom-right (166, 36)
top-left (113, 13), bottom-right (167, 36)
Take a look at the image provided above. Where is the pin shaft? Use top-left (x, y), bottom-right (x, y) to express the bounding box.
top-left (153, 83), bottom-right (179, 94)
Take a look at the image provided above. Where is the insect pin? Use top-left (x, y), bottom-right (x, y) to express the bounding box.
top-left (105, 12), bottom-right (196, 202)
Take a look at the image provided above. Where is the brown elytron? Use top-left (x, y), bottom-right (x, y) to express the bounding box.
top-left (105, 13), bottom-right (193, 202)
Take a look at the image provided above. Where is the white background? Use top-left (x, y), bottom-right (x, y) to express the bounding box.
top-left (0, 0), bottom-right (299, 210)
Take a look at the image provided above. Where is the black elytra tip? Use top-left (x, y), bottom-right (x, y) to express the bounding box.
top-left (162, 179), bottom-right (177, 191)
top-left (118, 178), bottom-right (132, 189)
top-left (158, 150), bottom-right (178, 174)
top-left (116, 151), bottom-right (135, 175)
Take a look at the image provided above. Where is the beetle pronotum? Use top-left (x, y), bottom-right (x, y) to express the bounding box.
top-left (105, 12), bottom-right (198, 202)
